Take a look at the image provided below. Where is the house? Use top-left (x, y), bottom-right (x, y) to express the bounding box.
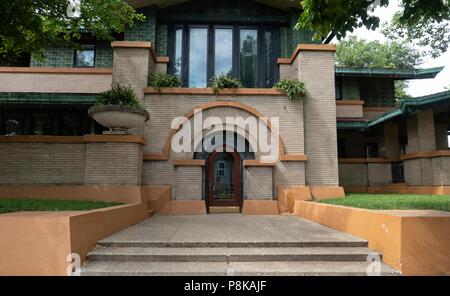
top-left (0, 0), bottom-right (449, 214)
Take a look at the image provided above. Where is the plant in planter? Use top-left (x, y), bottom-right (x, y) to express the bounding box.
top-left (88, 85), bottom-right (149, 134)
top-left (273, 78), bottom-right (306, 101)
top-left (148, 73), bottom-right (182, 90)
top-left (209, 74), bottom-right (243, 94)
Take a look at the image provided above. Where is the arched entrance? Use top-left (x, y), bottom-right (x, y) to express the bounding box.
top-left (194, 131), bottom-right (255, 213)
top-left (207, 148), bottom-right (241, 208)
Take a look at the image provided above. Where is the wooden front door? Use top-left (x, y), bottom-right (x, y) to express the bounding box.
top-left (207, 149), bottom-right (241, 207)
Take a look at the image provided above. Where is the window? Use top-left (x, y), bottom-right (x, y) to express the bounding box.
top-left (365, 143), bottom-right (379, 158)
top-left (169, 24), bottom-right (279, 88)
top-left (74, 45), bottom-right (95, 67)
top-left (188, 27), bottom-right (208, 87)
top-left (214, 28), bottom-right (233, 76)
top-left (338, 139), bottom-right (347, 158)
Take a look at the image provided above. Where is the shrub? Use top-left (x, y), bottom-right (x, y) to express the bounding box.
top-left (209, 74), bottom-right (243, 94)
top-left (148, 73), bottom-right (182, 90)
top-left (96, 85), bottom-right (141, 107)
top-left (273, 78), bottom-right (306, 101)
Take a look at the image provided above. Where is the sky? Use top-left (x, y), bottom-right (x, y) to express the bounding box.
top-left (334, 0), bottom-right (450, 97)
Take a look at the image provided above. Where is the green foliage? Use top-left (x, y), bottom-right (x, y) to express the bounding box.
top-left (209, 74), bottom-right (243, 94)
top-left (296, 0), bottom-right (450, 57)
top-left (273, 78), bottom-right (306, 101)
top-left (395, 81), bottom-right (412, 100)
top-left (336, 36), bottom-right (423, 69)
top-left (382, 13), bottom-right (450, 59)
top-left (320, 194), bottom-right (450, 212)
top-left (148, 73), bottom-right (182, 90)
top-left (0, 199), bottom-right (122, 214)
top-left (0, 0), bottom-right (144, 63)
top-left (96, 85), bottom-right (141, 107)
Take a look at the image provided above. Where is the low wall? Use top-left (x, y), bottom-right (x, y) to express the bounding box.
top-left (0, 203), bottom-right (148, 275)
top-left (0, 135), bottom-right (145, 186)
top-left (0, 67), bottom-right (112, 93)
top-left (294, 201), bottom-right (450, 275)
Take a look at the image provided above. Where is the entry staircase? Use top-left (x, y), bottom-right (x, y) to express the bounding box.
top-left (82, 233), bottom-right (398, 276)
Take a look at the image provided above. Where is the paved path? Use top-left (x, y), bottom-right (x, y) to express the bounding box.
top-left (99, 214), bottom-right (366, 247)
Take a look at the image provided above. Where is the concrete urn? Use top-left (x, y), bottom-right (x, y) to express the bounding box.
top-left (88, 105), bottom-right (149, 133)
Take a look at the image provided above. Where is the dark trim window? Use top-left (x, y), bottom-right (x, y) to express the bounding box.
top-left (74, 45), bottom-right (95, 68)
top-left (168, 24), bottom-right (280, 88)
top-left (0, 106), bottom-right (104, 136)
top-left (337, 139), bottom-right (347, 158)
top-left (365, 143), bottom-right (379, 158)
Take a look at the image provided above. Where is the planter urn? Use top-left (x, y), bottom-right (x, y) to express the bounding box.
top-left (88, 105), bottom-right (149, 134)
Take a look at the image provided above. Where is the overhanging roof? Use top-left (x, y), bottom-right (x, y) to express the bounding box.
top-left (126, 0), bottom-right (299, 10)
top-left (336, 67), bottom-right (444, 80)
top-left (337, 90), bottom-right (450, 130)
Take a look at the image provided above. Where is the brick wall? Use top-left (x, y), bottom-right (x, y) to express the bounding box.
top-left (0, 143), bottom-right (85, 185)
top-left (244, 167), bottom-right (273, 200)
top-left (0, 141), bottom-right (143, 186)
top-left (339, 164), bottom-right (368, 187)
top-left (175, 166), bottom-right (203, 200)
top-left (298, 50), bottom-right (339, 187)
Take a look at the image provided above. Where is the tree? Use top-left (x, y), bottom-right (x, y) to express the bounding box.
top-left (336, 36), bottom-right (423, 99)
top-left (296, 0), bottom-right (450, 57)
top-left (0, 0), bottom-right (144, 64)
top-left (335, 36), bottom-right (423, 68)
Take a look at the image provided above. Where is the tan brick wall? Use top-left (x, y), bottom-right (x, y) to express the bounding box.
top-left (367, 163), bottom-right (392, 186)
top-left (432, 157), bottom-right (450, 186)
top-left (404, 158), bottom-right (434, 186)
top-left (381, 122), bottom-right (400, 159)
top-left (85, 143), bottom-right (143, 185)
top-left (273, 162), bottom-right (306, 188)
top-left (339, 163), bottom-right (368, 187)
top-left (244, 167), bottom-right (273, 200)
top-left (435, 123), bottom-right (449, 150)
top-left (336, 104), bottom-right (363, 118)
top-left (406, 111), bottom-right (436, 153)
top-left (0, 143), bottom-right (85, 185)
top-left (298, 50), bottom-right (339, 186)
top-left (143, 161), bottom-right (176, 198)
top-left (0, 73), bottom-right (112, 94)
top-left (0, 142), bottom-right (143, 186)
top-left (112, 47), bottom-right (150, 102)
top-left (174, 166), bottom-right (203, 200)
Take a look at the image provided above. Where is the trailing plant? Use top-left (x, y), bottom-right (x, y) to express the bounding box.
top-left (96, 85), bottom-right (141, 107)
top-left (209, 74), bottom-right (243, 94)
top-left (148, 73), bottom-right (182, 90)
top-left (273, 78), bottom-right (306, 101)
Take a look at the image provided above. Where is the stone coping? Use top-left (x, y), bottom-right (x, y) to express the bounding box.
top-left (0, 67), bottom-right (112, 74)
top-left (339, 158), bottom-right (396, 164)
top-left (0, 135), bottom-right (146, 145)
top-left (336, 100), bottom-right (365, 106)
top-left (172, 159), bottom-right (205, 166)
top-left (243, 160), bottom-right (277, 167)
top-left (400, 150), bottom-right (450, 161)
top-left (277, 44), bottom-right (337, 65)
top-left (144, 87), bottom-right (285, 96)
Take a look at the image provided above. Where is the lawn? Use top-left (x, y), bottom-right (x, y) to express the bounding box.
top-left (0, 199), bottom-right (122, 214)
top-left (320, 194), bottom-right (450, 212)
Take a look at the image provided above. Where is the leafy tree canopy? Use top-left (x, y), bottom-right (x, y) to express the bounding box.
top-left (296, 0), bottom-right (450, 57)
top-left (335, 36), bottom-right (423, 69)
top-left (0, 0), bottom-right (144, 63)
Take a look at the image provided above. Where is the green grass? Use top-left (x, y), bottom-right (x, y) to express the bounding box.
top-left (320, 194), bottom-right (450, 212)
top-left (0, 199), bottom-right (123, 214)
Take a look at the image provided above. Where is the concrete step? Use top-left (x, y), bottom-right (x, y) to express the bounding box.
top-left (97, 240), bottom-right (368, 248)
top-left (81, 260), bottom-right (399, 276)
top-left (87, 247), bottom-right (380, 262)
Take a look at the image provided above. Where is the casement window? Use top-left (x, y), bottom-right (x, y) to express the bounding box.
top-left (168, 24), bottom-right (280, 88)
top-left (74, 45), bottom-right (95, 67)
top-left (365, 143), bottom-right (379, 158)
